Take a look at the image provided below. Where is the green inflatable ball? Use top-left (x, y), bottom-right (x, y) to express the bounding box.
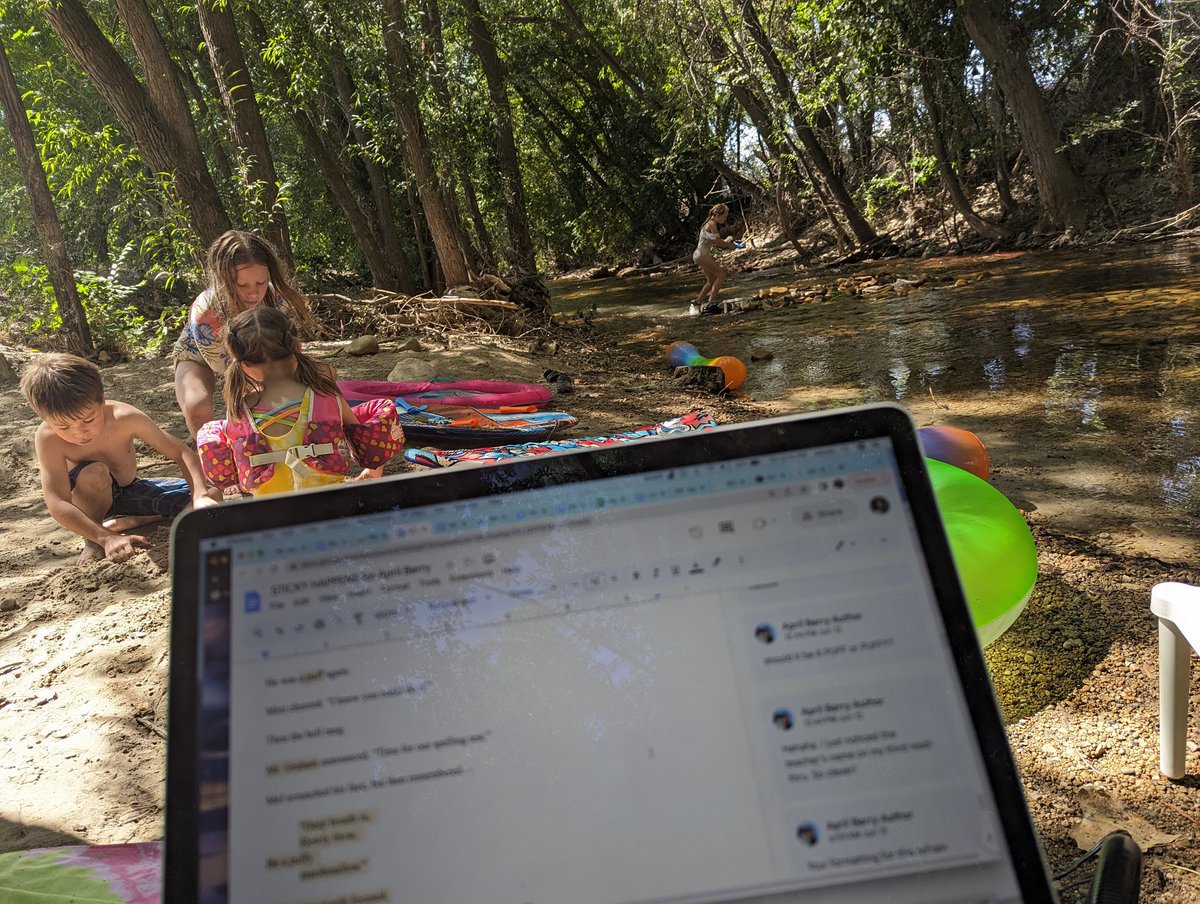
top-left (926, 457), bottom-right (1037, 646)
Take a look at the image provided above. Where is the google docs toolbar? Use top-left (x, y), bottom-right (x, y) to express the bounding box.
top-left (223, 450), bottom-right (905, 662)
top-left (207, 438), bottom-right (895, 569)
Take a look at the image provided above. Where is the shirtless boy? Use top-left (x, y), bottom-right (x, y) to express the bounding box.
top-left (21, 354), bottom-right (220, 563)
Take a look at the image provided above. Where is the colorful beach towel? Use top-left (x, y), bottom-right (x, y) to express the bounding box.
top-left (380, 398), bottom-right (578, 445)
top-left (404, 412), bottom-right (718, 468)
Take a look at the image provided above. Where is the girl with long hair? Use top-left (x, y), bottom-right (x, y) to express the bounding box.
top-left (172, 230), bottom-right (322, 436)
top-left (197, 307), bottom-right (402, 497)
top-left (690, 202), bottom-right (740, 316)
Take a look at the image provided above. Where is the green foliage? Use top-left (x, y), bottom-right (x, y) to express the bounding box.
top-left (0, 0), bottom-right (1197, 327)
top-left (1064, 103), bottom-right (1142, 149)
top-left (0, 250), bottom-right (160, 357)
top-left (76, 271), bottom-right (153, 358)
top-left (863, 151), bottom-right (936, 218)
top-left (863, 168), bottom-right (910, 217)
top-left (0, 254), bottom-right (56, 337)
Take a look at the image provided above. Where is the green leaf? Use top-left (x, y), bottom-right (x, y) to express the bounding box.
top-left (0, 850), bottom-right (124, 903)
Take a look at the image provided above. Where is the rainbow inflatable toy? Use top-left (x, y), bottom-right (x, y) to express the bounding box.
top-left (665, 342), bottom-right (747, 390)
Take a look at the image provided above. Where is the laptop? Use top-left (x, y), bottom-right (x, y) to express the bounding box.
top-left (166, 403), bottom-right (1058, 903)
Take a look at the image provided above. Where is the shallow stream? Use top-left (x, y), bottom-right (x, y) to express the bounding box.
top-left (552, 242), bottom-right (1200, 562)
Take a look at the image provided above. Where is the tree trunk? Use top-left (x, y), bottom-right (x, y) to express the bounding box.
top-left (460, 170), bottom-right (497, 270)
top-left (406, 184), bottom-right (434, 290)
top-left (244, 10), bottom-right (398, 289)
top-left (838, 77), bottom-right (874, 178)
top-left (512, 82), bottom-right (637, 218)
top-left (180, 63), bottom-right (236, 184)
top-left (463, 0), bottom-right (537, 278)
top-left (109, 0), bottom-right (213, 196)
top-left (728, 75), bottom-right (851, 248)
top-left (327, 42), bottom-right (415, 293)
top-left (981, 77), bottom-right (1021, 218)
top-left (418, 0), bottom-right (491, 274)
top-left (196, 0), bottom-right (290, 259)
top-left (0, 37), bottom-right (93, 356)
top-left (521, 74), bottom-right (616, 167)
top-left (153, 0), bottom-right (238, 183)
top-left (381, 0), bottom-right (471, 289)
top-left (738, 0), bottom-right (882, 248)
top-left (40, 0), bottom-right (231, 247)
top-left (918, 67), bottom-right (1014, 242)
top-left (957, 0), bottom-right (1091, 230)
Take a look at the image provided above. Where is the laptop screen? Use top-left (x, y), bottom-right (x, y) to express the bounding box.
top-left (168, 406), bottom-right (1055, 903)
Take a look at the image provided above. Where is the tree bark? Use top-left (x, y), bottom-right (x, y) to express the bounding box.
top-left (327, 41), bottom-right (415, 292)
top-left (918, 67), bottom-right (1014, 241)
top-left (417, 0), bottom-right (490, 275)
top-left (381, 0), bottom-right (471, 289)
top-left (739, 0), bottom-right (882, 248)
top-left (40, 0), bottom-right (231, 247)
top-left (406, 183), bottom-right (434, 290)
top-left (109, 0), bottom-right (212, 193)
top-left (956, 0), bottom-right (1091, 230)
top-left (153, 0), bottom-right (237, 183)
top-left (244, 10), bottom-right (398, 290)
top-left (196, 0), bottom-right (290, 259)
top-left (982, 77), bottom-right (1021, 218)
top-left (0, 37), bottom-right (93, 356)
top-left (463, 0), bottom-right (537, 278)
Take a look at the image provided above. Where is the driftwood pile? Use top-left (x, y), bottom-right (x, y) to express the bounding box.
top-left (310, 276), bottom-right (541, 341)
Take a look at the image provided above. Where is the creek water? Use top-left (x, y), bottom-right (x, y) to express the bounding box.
top-left (552, 242), bottom-right (1200, 562)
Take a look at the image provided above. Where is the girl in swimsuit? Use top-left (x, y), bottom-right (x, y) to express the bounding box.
top-left (691, 202), bottom-right (738, 315)
top-left (172, 230), bottom-right (322, 436)
top-left (219, 307), bottom-right (391, 495)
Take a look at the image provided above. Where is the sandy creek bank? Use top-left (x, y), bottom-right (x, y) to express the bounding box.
top-left (2, 240), bottom-right (1199, 901)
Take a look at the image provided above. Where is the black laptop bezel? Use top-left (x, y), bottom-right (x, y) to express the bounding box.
top-left (166, 403), bottom-right (1056, 903)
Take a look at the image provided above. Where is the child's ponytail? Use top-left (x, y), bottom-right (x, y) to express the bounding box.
top-left (222, 357), bottom-right (256, 416)
top-left (293, 350), bottom-right (340, 398)
top-left (222, 306), bottom-right (339, 412)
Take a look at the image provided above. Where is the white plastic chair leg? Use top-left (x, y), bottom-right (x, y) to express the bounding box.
top-left (1150, 582), bottom-right (1200, 779)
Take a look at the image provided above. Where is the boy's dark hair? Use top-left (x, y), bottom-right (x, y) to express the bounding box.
top-left (20, 353), bottom-right (105, 420)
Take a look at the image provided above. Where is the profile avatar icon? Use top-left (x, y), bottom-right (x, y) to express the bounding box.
top-left (754, 623), bottom-right (775, 644)
top-left (772, 708), bottom-right (794, 731)
top-left (869, 495), bottom-right (890, 514)
top-left (796, 822), bottom-right (819, 846)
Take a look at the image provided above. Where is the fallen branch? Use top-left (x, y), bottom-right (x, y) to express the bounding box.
top-left (310, 289), bottom-right (539, 341)
top-left (424, 296), bottom-right (520, 309)
top-left (1109, 202), bottom-right (1200, 242)
top-left (135, 715), bottom-right (167, 739)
